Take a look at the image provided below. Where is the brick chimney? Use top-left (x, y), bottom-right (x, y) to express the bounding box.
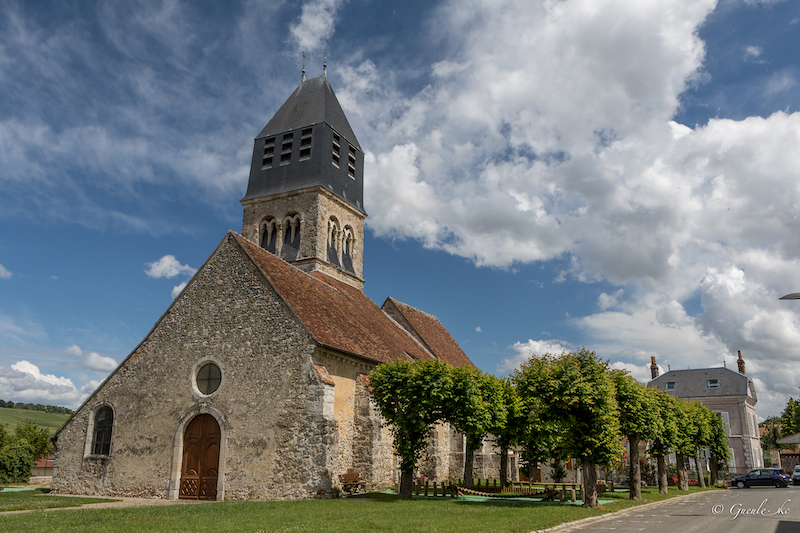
top-left (650, 356), bottom-right (659, 379)
top-left (737, 350), bottom-right (746, 374)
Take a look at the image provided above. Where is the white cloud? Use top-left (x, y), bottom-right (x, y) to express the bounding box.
top-left (333, 0), bottom-right (800, 416)
top-left (0, 360), bottom-right (92, 408)
top-left (610, 361), bottom-right (658, 384)
top-left (743, 45), bottom-right (763, 63)
top-left (171, 281), bottom-right (188, 299)
top-left (497, 339), bottom-right (570, 374)
top-left (144, 255), bottom-right (197, 279)
top-left (475, 326), bottom-right (482, 333)
top-left (289, 0), bottom-right (343, 54)
top-left (0, 263), bottom-right (11, 279)
top-left (64, 344), bottom-right (118, 372)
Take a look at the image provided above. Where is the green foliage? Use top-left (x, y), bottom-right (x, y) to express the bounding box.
top-left (613, 370), bottom-right (659, 442)
top-left (707, 411), bottom-right (730, 461)
top-left (780, 397), bottom-right (800, 436)
top-left (368, 359), bottom-right (452, 474)
top-left (445, 367), bottom-right (506, 453)
top-left (0, 438), bottom-right (34, 483)
top-left (647, 388), bottom-right (678, 457)
top-left (0, 400), bottom-right (72, 414)
top-left (492, 379), bottom-right (526, 452)
top-left (13, 422), bottom-right (53, 460)
top-left (513, 348), bottom-right (623, 468)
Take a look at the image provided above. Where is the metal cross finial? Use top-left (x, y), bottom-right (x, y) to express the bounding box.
top-left (302, 51), bottom-right (306, 82)
top-left (323, 47), bottom-right (327, 77)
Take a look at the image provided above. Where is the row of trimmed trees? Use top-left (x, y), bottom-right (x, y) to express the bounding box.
top-left (369, 349), bottom-right (729, 507)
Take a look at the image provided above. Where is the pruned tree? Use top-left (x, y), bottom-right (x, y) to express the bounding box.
top-left (368, 359), bottom-right (452, 499)
top-left (445, 367), bottom-right (506, 488)
top-left (647, 389), bottom-right (679, 494)
top-left (513, 349), bottom-right (622, 508)
top-left (612, 371), bottom-right (659, 500)
top-left (489, 379), bottom-right (526, 487)
top-left (707, 410), bottom-right (730, 485)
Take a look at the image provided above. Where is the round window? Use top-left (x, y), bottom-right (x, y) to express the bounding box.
top-left (196, 362), bottom-right (221, 395)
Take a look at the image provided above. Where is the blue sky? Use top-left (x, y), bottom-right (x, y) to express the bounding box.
top-left (1, 0), bottom-right (800, 419)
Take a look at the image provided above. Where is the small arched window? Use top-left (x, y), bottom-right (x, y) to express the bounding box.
top-left (342, 226), bottom-right (355, 274)
top-left (280, 214), bottom-right (301, 261)
top-left (260, 218), bottom-right (278, 254)
top-left (326, 218), bottom-right (341, 267)
top-left (91, 406), bottom-right (114, 456)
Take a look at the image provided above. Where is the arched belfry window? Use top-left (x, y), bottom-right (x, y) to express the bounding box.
top-left (280, 214), bottom-right (301, 261)
top-left (327, 217), bottom-right (341, 267)
top-left (260, 218), bottom-right (278, 254)
top-left (342, 227), bottom-right (355, 274)
top-left (91, 406), bottom-right (114, 456)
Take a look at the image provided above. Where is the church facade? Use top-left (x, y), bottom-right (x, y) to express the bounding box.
top-left (50, 73), bottom-right (497, 500)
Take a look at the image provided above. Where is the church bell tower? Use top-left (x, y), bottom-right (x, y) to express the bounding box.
top-left (241, 73), bottom-right (366, 290)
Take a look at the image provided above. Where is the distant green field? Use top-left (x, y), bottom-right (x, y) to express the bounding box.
top-left (0, 407), bottom-right (70, 435)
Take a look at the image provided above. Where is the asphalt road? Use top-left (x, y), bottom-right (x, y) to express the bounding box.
top-left (561, 485), bottom-right (800, 533)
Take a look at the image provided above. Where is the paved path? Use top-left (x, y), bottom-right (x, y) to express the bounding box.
top-left (556, 485), bottom-right (800, 533)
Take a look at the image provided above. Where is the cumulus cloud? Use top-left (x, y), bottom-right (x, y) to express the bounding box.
top-left (331, 0), bottom-right (800, 416)
top-left (144, 255), bottom-right (197, 279)
top-left (0, 361), bottom-right (95, 408)
top-left (171, 281), bottom-right (188, 299)
top-left (0, 263), bottom-right (11, 279)
top-left (497, 339), bottom-right (570, 374)
top-left (64, 344), bottom-right (118, 372)
top-left (289, 0), bottom-right (342, 54)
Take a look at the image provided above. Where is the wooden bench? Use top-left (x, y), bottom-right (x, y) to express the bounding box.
top-left (338, 469), bottom-right (366, 493)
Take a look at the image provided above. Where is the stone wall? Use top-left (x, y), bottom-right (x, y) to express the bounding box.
top-left (241, 186), bottom-right (365, 288)
top-left (52, 234), bottom-right (339, 500)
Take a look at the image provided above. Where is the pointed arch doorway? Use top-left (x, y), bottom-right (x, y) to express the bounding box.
top-left (179, 414), bottom-right (221, 500)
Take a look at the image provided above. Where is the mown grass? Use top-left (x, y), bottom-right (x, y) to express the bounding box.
top-left (0, 488), bottom-right (116, 512)
top-left (0, 486), bottom-right (716, 533)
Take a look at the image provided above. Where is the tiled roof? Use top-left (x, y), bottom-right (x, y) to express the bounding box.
top-left (381, 297), bottom-right (475, 368)
top-left (234, 233), bottom-right (433, 364)
top-left (33, 454), bottom-right (55, 468)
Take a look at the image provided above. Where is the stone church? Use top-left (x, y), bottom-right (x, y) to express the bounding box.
top-left (51, 73), bottom-right (489, 500)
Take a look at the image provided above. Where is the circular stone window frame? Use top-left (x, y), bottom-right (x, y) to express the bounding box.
top-left (191, 358), bottom-right (223, 399)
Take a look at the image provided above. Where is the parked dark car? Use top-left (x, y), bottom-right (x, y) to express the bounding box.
top-left (793, 465), bottom-right (800, 486)
top-left (733, 468), bottom-right (790, 489)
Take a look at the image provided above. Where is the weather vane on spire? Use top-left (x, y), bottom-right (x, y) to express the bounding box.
top-left (323, 46), bottom-right (327, 77)
top-left (302, 51), bottom-right (306, 82)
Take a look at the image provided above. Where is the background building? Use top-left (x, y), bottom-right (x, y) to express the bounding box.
top-left (647, 352), bottom-right (763, 474)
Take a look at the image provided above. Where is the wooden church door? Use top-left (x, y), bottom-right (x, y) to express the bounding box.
top-left (179, 414), bottom-right (221, 500)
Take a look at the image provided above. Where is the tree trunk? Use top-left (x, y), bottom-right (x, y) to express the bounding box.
top-left (399, 469), bottom-right (414, 500)
top-left (629, 434), bottom-right (641, 500)
top-left (582, 460), bottom-right (599, 508)
top-left (463, 436), bottom-right (477, 488)
top-left (499, 444), bottom-right (509, 487)
top-left (695, 452), bottom-right (706, 488)
top-left (676, 454), bottom-right (689, 491)
top-left (657, 455), bottom-right (668, 494)
top-left (709, 456), bottom-right (718, 486)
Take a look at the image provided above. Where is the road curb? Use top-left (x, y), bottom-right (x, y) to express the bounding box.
top-left (530, 491), bottom-right (704, 533)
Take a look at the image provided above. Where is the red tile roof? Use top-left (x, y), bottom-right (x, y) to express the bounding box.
top-left (33, 454), bottom-right (55, 468)
top-left (381, 297), bottom-right (475, 368)
top-left (233, 233), bottom-right (434, 364)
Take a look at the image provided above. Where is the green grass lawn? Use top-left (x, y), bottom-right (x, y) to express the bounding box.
top-left (0, 407), bottom-right (70, 435)
top-left (0, 488), bottom-right (115, 512)
top-left (0, 486), bottom-right (716, 533)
